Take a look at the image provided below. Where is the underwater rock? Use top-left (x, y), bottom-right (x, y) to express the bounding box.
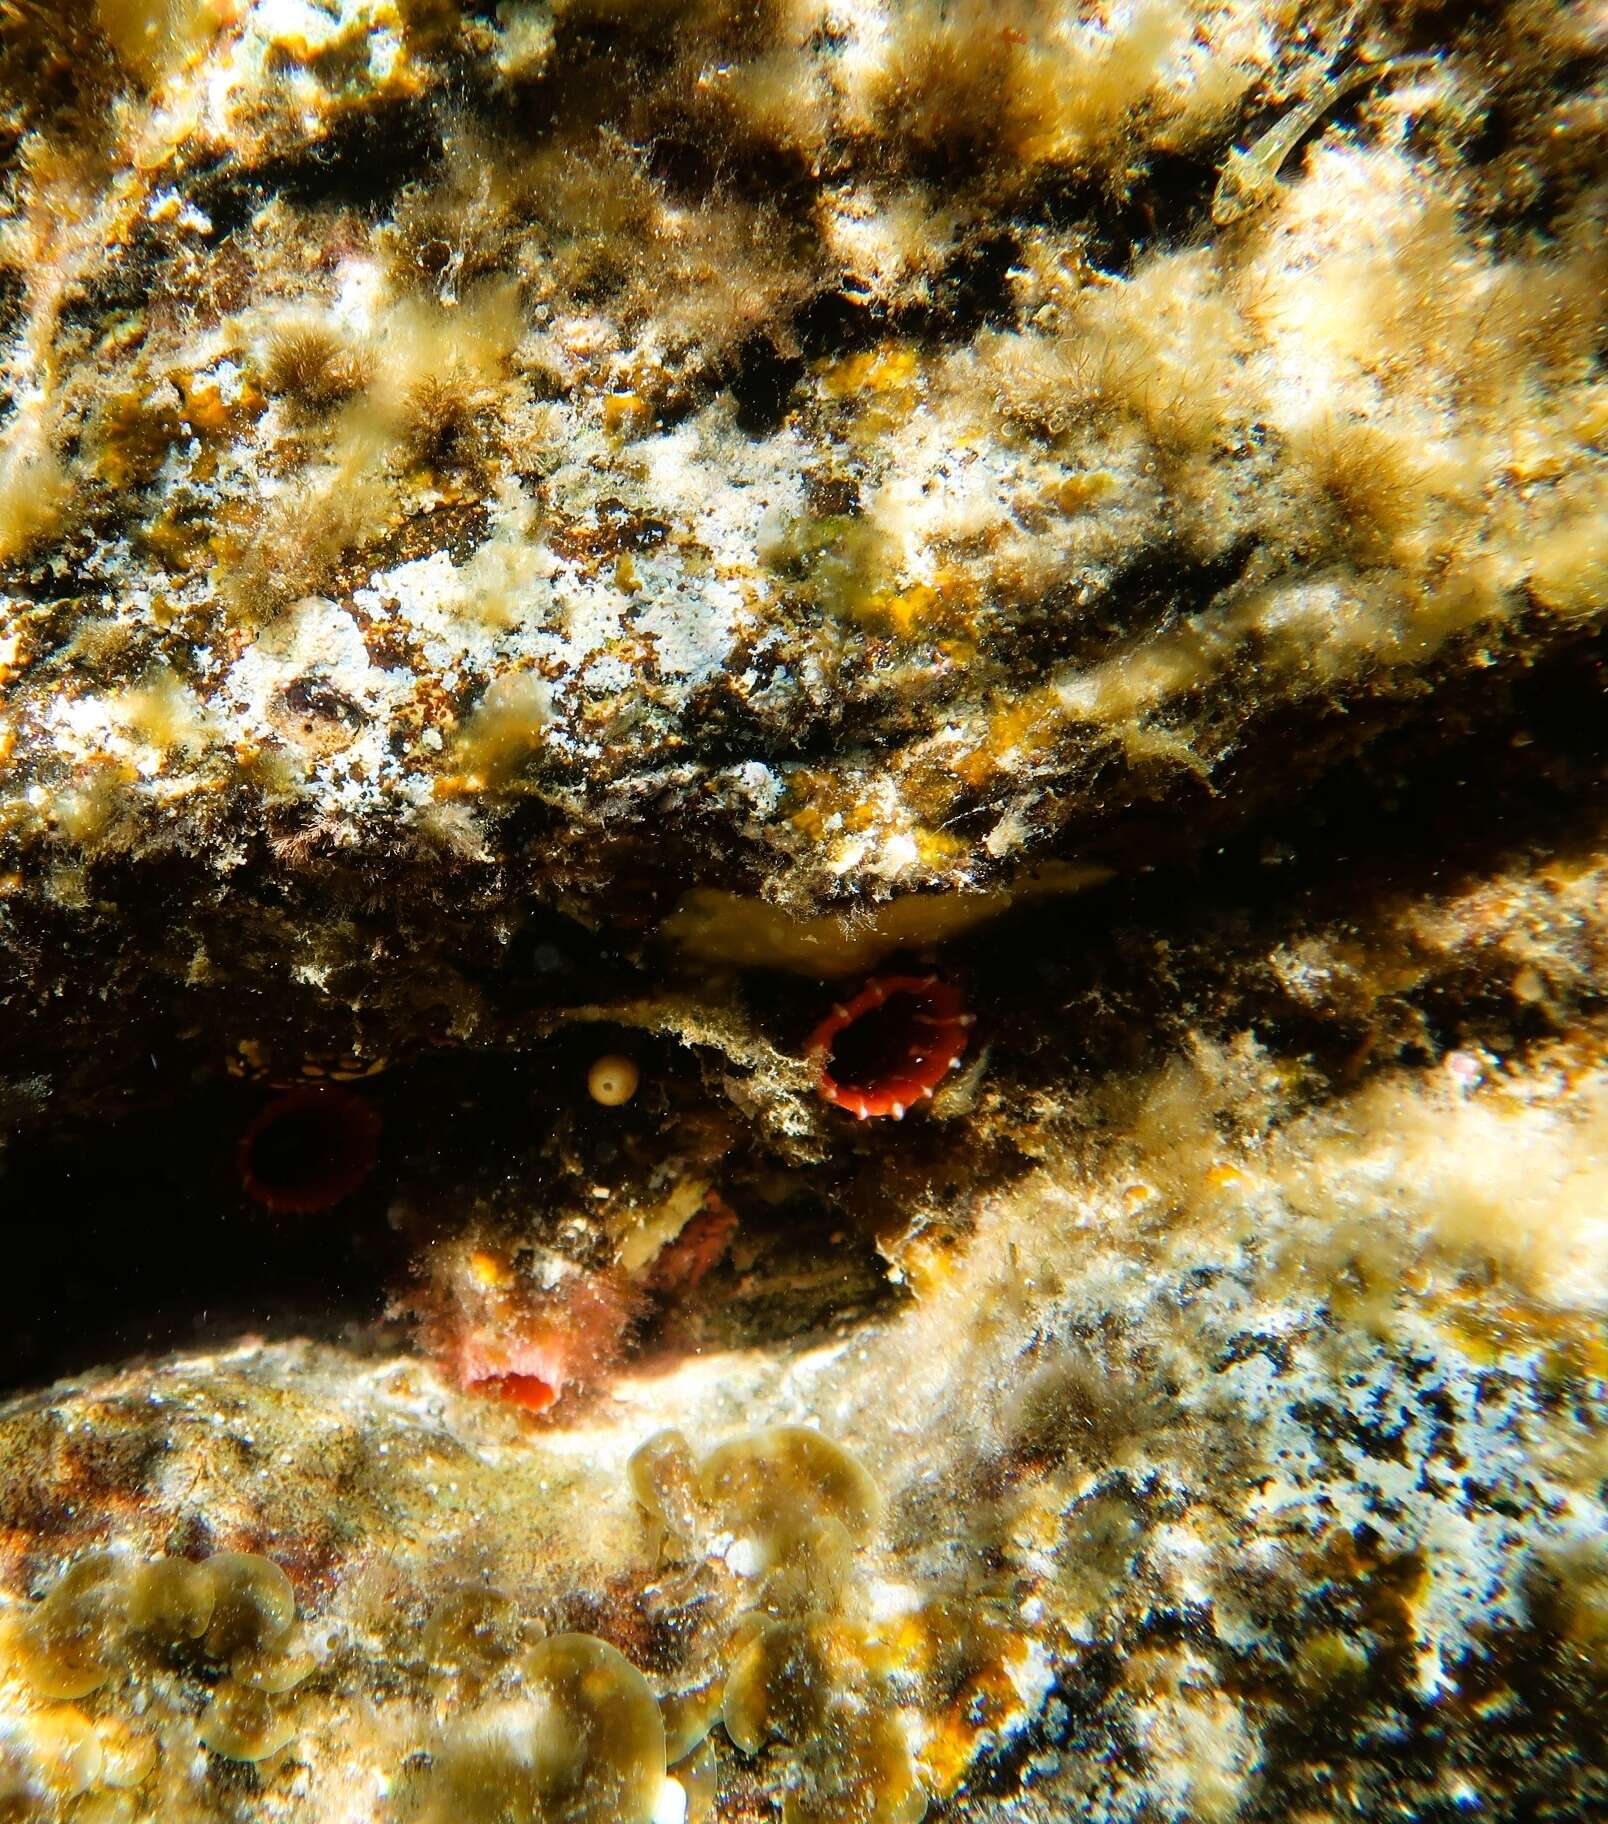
top-left (0, 2), bottom-right (1604, 1821)
top-left (0, 0), bottom-right (1602, 1111)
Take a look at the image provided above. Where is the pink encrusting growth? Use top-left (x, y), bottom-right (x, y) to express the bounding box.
top-left (423, 1258), bottom-right (640, 1416)
top-left (416, 1187), bottom-right (748, 1415)
top-left (645, 1192), bottom-right (739, 1298)
top-left (806, 973), bottom-right (973, 1119)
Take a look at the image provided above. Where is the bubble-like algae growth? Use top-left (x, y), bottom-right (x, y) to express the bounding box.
top-left (628, 1425), bottom-right (975, 1824)
top-left (422, 1584), bottom-right (524, 1680)
top-left (587, 1052), bottom-right (641, 1107)
top-left (413, 1635), bottom-right (667, 1824)
top-left (11, 1556), bottom-right (127, 1702)
top-left (194, 1552), bottom-right (296, 1661)
top-left (196, 1680), bottom-right (300, 1763)
top-left (696, 1426), bottom-right (883, 1559)
top-left (0, 1543), bottom-right (314, 1811)
top-left (123, 1558), bottom-right (212, 1645)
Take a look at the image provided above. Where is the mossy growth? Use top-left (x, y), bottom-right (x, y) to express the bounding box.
top-left (261, 319), bottom-right (372, 415)
top-left (440, 671), bottom-right (554, 794)
top-left (762, 513), bottom-right (894, 630)
top-left (0, 410), bottom-right (70, 562)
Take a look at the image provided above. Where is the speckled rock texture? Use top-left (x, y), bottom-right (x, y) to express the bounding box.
top-left (1, 0), bottom-right (1603, 1098)
top-left (0, 1), bottom-right (1604, 1820)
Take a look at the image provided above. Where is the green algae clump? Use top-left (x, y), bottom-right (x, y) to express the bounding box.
top-left (6, 1543), bottom-right (315, 1785)
top-left (198, 1680), bottom-right (299, 1763)
top-left (416, 1633), bottom-right (666, 1824)
top-left (628, 1427), bottom-right (706, 1545)
top-left (11, 1555), bottom-right (128, 1701)
top-left (422, 1583), bottom-right (523, 1678)
top-left (124, 1557), bottom-right (212, 1644)
top-left (698, 1426), bottom-right (882, 1564)
top-left (195, 1552), bottom-right (296, 1660)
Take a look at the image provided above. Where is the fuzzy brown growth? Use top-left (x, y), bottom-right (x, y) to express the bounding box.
top-left (262, 324), bottom-right (370, 413)
top-left (402, 375), bottom-right (486, 469)
top-left (1289, 413), bottom-right (1430, 559)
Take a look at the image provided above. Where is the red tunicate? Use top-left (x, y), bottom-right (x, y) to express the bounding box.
top-left (805, 973), bottom-right (972, 1119)
top-left (238, 1085), bottom-right (381, 1212)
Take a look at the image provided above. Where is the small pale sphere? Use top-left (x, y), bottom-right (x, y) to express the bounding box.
top-left (1512, 964), bottom-right (1546, 1003)
top-left (588, 1053), bottom-right (640, 1107)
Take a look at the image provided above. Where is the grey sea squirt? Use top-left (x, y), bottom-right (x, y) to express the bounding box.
top-left (0, 0), bottom-right (1605, 1820)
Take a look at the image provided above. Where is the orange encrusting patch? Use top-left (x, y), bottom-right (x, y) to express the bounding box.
top-left (471, 1372), bottom-right (558, 1413)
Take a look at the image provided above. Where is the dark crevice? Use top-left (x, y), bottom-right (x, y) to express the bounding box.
top-left (54, 225), bottom-right (160, 343)
top-left (1011, 611), bottom-right (1608, 883)
top-left (0, 1073), bottom-right (404, 1393)
top-left (796, 284), bottom-right (890, 363)
top-left (953, 633), bottom-right (1608, 1112)
top-left (785, 230), bottom-right (1022, 378)
top-left (1035, 150), bottom-right (1220, 277)
top-left (728, 335), bottom-right (807, 435)
top-left (990, 536), bottom-right (1263, 674)
top-left (0, 1016), bottom-right (908, 1397)
top-left (0, 263), bottom-right (24, 350)
top-left (902, 228), bottom-right (1020, 339)
top-left (194, 93), bottom-right (444, 230)
top-left (1253, 1612), bottom-right (1608, 1821)
top-left (957, 1647), bottom-right (1125, 1801)
top-left (0, 626), bottom-right (1601, 1398)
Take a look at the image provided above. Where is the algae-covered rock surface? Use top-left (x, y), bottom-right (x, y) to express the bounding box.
top-left (0, 1), bottom-right (1604, 1820)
